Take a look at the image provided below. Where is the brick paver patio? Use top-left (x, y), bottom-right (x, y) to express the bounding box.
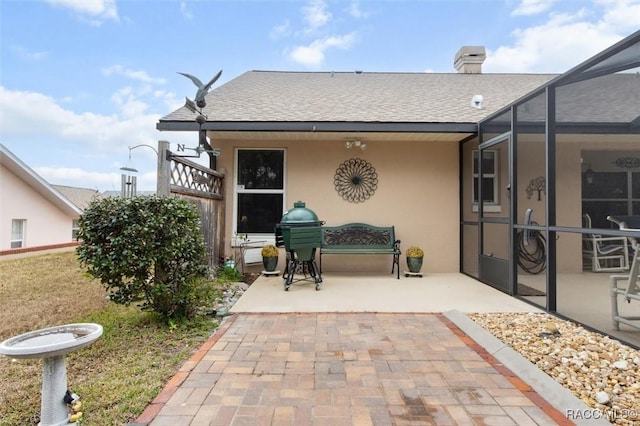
top-left (137, 313), bottom-right (572, 426)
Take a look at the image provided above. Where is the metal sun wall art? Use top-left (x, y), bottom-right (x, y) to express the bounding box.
top-left (334, 158), bottom-right (378, 203)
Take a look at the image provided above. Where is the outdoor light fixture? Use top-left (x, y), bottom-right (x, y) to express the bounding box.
top-left (345, 139), bottom-right (367, 150)
top-left (585, 164), bottom-right (595, 184)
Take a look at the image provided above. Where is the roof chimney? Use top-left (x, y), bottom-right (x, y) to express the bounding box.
top-left (454, 46), bottom-right (486, 74)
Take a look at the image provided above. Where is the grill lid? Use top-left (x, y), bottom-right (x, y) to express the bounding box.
top-left (280, 201), bottom-right (319, 224)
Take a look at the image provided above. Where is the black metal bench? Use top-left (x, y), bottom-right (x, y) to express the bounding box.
top-left (320, 223), bottom-right (401, 279)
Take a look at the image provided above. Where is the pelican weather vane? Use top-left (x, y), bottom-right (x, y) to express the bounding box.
top-left (177, 70), bottom-right (222, 110)
top-left (173, 70), bottom-right (223, 167)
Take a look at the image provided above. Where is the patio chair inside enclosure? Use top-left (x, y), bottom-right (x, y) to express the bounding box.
top-left (582, 214), bottom-right (629, 272)
top-left (606, 217), bottom-right (640, 331)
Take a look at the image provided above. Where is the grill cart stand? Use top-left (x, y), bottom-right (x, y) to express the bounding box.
top-left (276, 201), bottom-right (324, 291)
top-left (282, 231), bottom-right (323, 291)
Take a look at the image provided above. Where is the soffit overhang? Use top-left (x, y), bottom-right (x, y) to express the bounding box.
top-left (157, 121), bottom-right (478, 142)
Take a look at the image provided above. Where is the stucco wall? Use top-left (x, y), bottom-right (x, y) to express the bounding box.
top-left (461, 135), bottom-right (587, 274)
top-left (216, 138), bottom-right (460, 273)
top-left (0, 166), bottom-right (76, 250)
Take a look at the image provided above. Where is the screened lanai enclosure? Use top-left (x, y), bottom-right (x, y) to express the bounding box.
top-left (461, 29), bottom-right (640, 348)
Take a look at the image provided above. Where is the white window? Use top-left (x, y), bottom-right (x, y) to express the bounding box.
top-left (472, 150), bottom-right (500, 211)
top-left (72, 219), bottom-right (80, 240)
top-left (234, 149), bottom-right (285, 244)
top-left (11, 219), bottom-right (25, 248)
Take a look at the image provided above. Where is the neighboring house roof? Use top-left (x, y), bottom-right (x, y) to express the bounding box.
top-left (158, 71), bottom-right (557, 133)
top-left (52, 185), bottom-right (101, 211)
top-left (0, 143), bottom-right (82, 216)
top-left (102, 190), bottom-right (156, 198)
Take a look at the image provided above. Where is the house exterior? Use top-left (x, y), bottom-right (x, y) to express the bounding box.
top-left (158, 46), bottom-right (556, 275)
top-left (0, 144), bottom-right (82, 253)
top-left (158, 32), bottom-right (640, 344)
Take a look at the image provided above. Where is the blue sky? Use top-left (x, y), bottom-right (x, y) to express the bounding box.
top-left (1, 0), bottom-right (639, 192)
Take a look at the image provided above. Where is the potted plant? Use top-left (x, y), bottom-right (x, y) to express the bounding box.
top-left (406, 246), bottom-right (424, 273)
top-left (261, 244), bottom-right (279, 272)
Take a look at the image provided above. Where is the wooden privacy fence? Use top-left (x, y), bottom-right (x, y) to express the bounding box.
top-left (157, 141), bottom-right (225, 270)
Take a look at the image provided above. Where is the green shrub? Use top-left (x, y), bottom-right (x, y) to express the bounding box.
top-left (76, 195), bottom-right (211, 320)
top-left (216, 260), bottom-right (244, 283)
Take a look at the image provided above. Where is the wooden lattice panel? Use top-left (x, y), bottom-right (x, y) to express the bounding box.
top-left (170, 157), bottom-right (223, 199)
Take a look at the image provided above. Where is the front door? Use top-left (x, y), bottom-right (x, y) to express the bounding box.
top-left (479, 134), bottom-right (512, 292)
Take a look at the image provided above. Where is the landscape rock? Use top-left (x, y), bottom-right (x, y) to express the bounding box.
top-left (470, 312), bottom-right (639, 426)
top-left (595, 391), bottom-right (610, 404)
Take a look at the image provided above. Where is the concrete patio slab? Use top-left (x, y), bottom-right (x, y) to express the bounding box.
top-left (230, 272), bottom-right (542, 314)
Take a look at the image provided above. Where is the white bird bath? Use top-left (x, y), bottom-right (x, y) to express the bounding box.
top-left (0, 323), bottom-right (103, 426)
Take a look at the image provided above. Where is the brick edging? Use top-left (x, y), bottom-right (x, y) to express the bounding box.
top-left (437, 313), bottom-right (575, 426)
top-left (134, 314), bottom-right (239, 425)
top-left (0, 241), bottom-right (79, 257)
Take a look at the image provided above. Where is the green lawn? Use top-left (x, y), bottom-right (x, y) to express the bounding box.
top-left (0, 251), bottom-right (221, 425)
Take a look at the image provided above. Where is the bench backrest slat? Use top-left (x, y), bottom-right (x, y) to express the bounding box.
top-left (321, 223), bottom-right (395, 249)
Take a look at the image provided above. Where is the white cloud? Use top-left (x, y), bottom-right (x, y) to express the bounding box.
top-left (598, 0), bottom-right (640, 29)
top-left (46, 0), bottom-right (119, 23)
top-left (180, 1), bottom-right (193, 20)
top-left (302, 0), bottom-right (331, 32)
top-left (0, 85), bottom-right (176, 191)
top-left (282, 0), bottom-right (364, 67)
top-left (110, 87), bottom-right (151, 118)
top-left (102, 65), bottom-right (167, 85)
top-left (512, 0), bottom-right (557, 16)
top-left (10, 45), bottom-right (50, 61)
top-left (346, 0), bottom-right (369, 19)
top-left (0, 86), bottom-right (160, 153)
top-left (288, 33), bottom-right (356, 67)
top-left (486, 1), bottom-right (640, 73)
top-left (0, 80), bottom-right (207, 192)
top-left (35, 167), bottom-right (121, 190)
top-left (35, 167), bottom-right (158, 192)
top-left (270, 20), bottom-right (291, 40)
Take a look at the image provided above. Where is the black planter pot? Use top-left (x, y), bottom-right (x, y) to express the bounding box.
top-left (406, 257), bottom-right (423, 273)
top-left (263, 256), bottom-right (278, 272)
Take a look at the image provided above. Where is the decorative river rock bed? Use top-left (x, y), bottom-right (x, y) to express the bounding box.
top-left (469, 312), bottom-right (639, 425)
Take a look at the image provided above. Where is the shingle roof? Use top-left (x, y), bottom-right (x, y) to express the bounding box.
top-left (51, 185), bottom-right (101, 211)
top-left (159, 71), bottom-right (556, 127)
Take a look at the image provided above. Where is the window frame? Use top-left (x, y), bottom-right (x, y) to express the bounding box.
top-left (72, 219), bottom-right (80, 240)
top-left (11, 219), bottom-right (25, 248)
top-left (472, 149), bottom-right (501, 212)
top-left (232, 148), bottom-right (286, 246)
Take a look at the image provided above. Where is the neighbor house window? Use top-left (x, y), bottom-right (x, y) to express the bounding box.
top-left (472, 150), bottom-right (500, 210)
top-left (72, 219), bottom-right (80, 240)
top-left (11, 219), bottom-right (25, 248)
top-left (234, 149), bottom-right (285, 243)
